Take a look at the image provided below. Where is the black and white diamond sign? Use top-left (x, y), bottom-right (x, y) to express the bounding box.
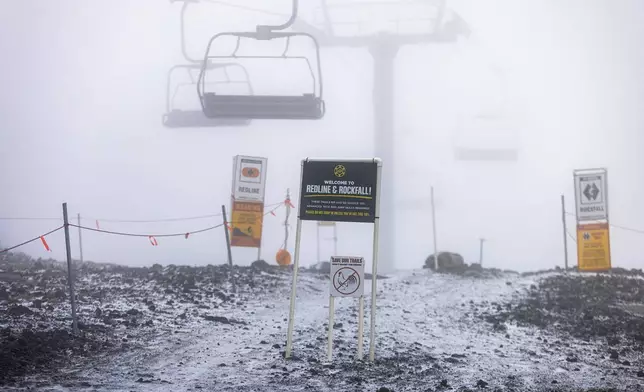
top-left (574, 170), bottom-right (608, 222)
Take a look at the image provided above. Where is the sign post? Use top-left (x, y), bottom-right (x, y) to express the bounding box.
top-left (328, 256), bottom-right (365, 361)
top-left (285, 158), bottom-right (382, 362)
top-left (230, 155), bottom-right (268, 261)
top-left (316, 221), bottom-right (338, 262)
top-left (431, 186), bottom-right (438, 270)
top-left (561, 195), bottom-right (569, 271)
top-left (573, 168), bottom-right (611, 272)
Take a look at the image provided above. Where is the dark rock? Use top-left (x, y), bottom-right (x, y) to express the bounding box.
top-left (212, 289), bottom-right (229, 302)
top-left (32, 299), bottom-right (42, 309)
top-left (377, 387), bottom-right (393, 392)
top-left (203, 315), bottom-right (230, 324)
top-left (623, 360), bottom-right (631, 366)
top-left (609, 350), bottom-right (619, 360)
top-left (311, 261), bottom-right (331, 274)
top-left (8, 305), bottom-right (33, 316)
top-left (251, 259), bottom-right (271, 270)
top-left (272, 343), bottom-right (281, 349)
top-left (476, 379), bottom-right (488, 388)
top-left (424, 252), bottom-right (465, 271)
top-left (126, 308), bottom-right (140, 316)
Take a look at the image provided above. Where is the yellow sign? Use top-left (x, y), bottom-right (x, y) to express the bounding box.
top-left (576, 222), bottom-right (611, 272)
top-left (230, 200), bottom-right (264, 248)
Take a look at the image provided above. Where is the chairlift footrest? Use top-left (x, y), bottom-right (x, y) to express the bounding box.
top-left (202, 94), bottom-right (324, 120)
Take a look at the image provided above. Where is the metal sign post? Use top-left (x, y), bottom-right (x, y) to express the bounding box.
top-left (561, 195), bottom-right (569, 271)
top-left (317, 221), bottom-right (337, 263)
top-left (285, 158), bottom-right (382, 362)
top-left (328, 256), bottom-right (366, 361)
top-left (431, 186), bottom-right (438, 270)
top-left (479, 238), bottom-right (485, 267)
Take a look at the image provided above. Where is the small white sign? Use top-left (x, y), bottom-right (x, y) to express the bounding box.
top-left (574, 170), bottom-right (608, 222)
top-left (318, 221), bottom-right (336, 227)
top-left (330, 256), bottom-right (365, 298)
top-left (232, 155), bottom-right (268, 202)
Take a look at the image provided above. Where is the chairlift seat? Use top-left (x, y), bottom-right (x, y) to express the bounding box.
top-left (202, 93), bottom-right (324, 120)
top-left (454, 148), bottom-right (518, 162)
top-left (163, 109), bottom-right (251, 128)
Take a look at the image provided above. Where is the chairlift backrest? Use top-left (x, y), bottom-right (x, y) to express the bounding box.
top-left (196, 0), bottom-right (326, 120)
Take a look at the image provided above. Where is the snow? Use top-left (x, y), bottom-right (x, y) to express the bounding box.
top-left (5, 266), bottom-right (644, 391)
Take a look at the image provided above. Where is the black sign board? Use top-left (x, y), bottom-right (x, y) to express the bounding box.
top-left (299, 160), bottom-right (378, 223)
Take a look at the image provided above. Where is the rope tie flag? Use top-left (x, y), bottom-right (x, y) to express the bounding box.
top-left (40, 236), bottom-right (51, 252)
top-left (0, 226), bottom-right (64, 254)
top-left (148, 236), bottom-right (159, 246)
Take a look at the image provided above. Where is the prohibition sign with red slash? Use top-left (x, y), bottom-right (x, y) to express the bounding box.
top-left (333, 267), bottom-right (361, 296)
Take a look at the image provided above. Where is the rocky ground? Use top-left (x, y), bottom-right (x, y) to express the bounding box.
top-left (0, 251), bottom-right (291, 386)
top-left (483, 271), bottom-right (644, 382)
top-left (2, 250), bottom-right (644, 392)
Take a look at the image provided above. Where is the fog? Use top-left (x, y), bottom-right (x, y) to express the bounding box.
top-left (1, 0), bottom-right (643, 273)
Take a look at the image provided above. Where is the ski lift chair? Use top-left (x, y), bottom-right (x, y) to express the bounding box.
top-left (453, 64), bottom-right (518, 162)
top-left (163, 62), bottom-right (253, 128)
top-left (452, 113), bottom-right (520, 162)
top-left (197, 31), bottom-right (326, 120)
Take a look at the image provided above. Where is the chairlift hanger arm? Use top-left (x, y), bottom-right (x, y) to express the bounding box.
top-left (170, 0), bottom-right (200, 63)
top-left (256, 0), bottom-right (298, 33)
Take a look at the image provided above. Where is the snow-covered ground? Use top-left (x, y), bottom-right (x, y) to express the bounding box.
top-left (10, 269), bottom-right (642, 392)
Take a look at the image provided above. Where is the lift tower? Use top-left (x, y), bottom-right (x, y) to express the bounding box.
top-left (294, 0), bottom-right (470, 271)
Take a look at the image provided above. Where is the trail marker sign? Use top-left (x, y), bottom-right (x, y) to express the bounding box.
top-left (230, 155), bottom-right (268, 260)
top-left (330, 256), bottom-right (364, 298)
top-left (232, 155), bottom-right (268, 202)
top-left (230, 200), bottom-right (264, 248)
top-left (573, 169), bottom-right (608, 222)
top-left (576, 222), bottom-right (611, 272)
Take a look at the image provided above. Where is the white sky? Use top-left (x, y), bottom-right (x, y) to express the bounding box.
top-left (1, 0), bottom-right (643, 272)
